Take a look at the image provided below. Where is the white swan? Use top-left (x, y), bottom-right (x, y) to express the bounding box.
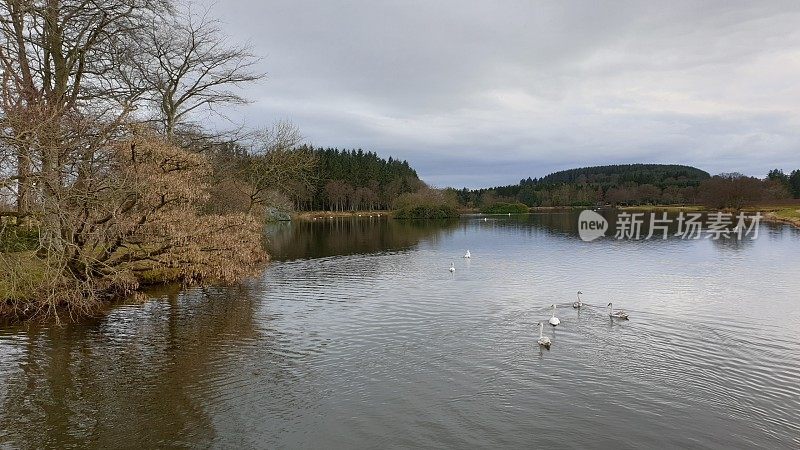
top-left (449, 262), bottom-right (456, 273)
top-left (549, 304), bottom-right (560, 326)
top-left (484, 217), bottom-right (488, 222)
top-left (464, 250), bottom-right (471, 258)
top-left (607, 302), bottom-right (629, 320)
top-left (572, 291), bottom-right (583, 309)
top-left (538, 322), bottom-right (551, 349)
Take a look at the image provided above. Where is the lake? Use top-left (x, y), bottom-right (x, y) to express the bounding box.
top-left (1, 211), bottom-right (799, 448)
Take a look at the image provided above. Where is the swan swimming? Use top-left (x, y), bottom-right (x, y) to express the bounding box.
top-left (449, 262), bottom-right (456, 273)
top-left (549, 304), bottom-right (560, 326)
top-left (538, 322), bottom-right (551, 349)
top-left (607, 302), bottom-right (629, 320)
top-left (572, 291), bottom-right (583, 309)
top-left (464, 250), bottom-right (471, 258)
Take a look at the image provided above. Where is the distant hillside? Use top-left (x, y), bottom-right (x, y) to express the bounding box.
top-left (537, 164), bottom-right (710, 187)
top-left (456, 163), bottom-right (713, 207)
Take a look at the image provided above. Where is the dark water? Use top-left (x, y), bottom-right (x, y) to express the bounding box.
top-left (2, 212), bottom-right (800, 449)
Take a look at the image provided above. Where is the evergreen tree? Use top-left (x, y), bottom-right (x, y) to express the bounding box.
top-left (789, 170), bottom-right (800, 199)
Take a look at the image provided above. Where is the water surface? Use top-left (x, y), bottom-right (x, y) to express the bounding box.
top-left (1, 212), bottom-right (799, 448)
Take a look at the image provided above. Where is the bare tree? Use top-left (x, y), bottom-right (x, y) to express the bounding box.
top-left (1, 129), bottom-right (267, 320)
top-left (236, 121), bottom-right (316, 213)
top-left (700, 173), bottom-right (765, 209)
top-left (130, 6), bottom-right (262, 139)
top-left (0, 1), bottom-right (276, 320)
top-left (0, 0), bottom-right (168, 222)
top-left (325, 180), bottom-right (353, 212)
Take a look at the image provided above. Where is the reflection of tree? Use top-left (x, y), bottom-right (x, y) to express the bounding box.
top-left (0, 284), bottom-right (316, 448)
top-left (481, 212), bottom-right (582, 238)
top-left (266, 218), bottom-right (460, 260)
top-left (485, 211), bottom-right (759, 251)
top-left (709, 235), bottom-right (755, 252)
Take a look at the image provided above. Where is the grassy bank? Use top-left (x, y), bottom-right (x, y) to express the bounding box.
top-left (620, 203), bottom-right (800, 228)
top-left (293, 210), bottom-right (391, 220)
top-left (765, 208), bottom-right (800, 227)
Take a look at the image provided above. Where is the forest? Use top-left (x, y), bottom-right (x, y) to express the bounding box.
top-left (302, 147), bottom-right (422, 211)
top-left (456, 164), bottom-right (800, 209)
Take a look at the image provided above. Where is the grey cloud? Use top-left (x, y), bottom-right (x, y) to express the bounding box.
top-left (199, 0), bottom-right (800, 187)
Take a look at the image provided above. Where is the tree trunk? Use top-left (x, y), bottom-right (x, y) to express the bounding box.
top-left (16, 147), bottom-right (31, 224)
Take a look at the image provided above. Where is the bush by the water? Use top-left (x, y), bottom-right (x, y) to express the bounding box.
top-left (393, 187), bottom-right (460, 219)
top-left (481, 202), bottom-right (530, 214)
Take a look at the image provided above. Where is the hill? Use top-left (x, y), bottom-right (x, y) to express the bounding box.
top-left (536, 164), bottom-right (710, 187)
top-left (456, 164), bottom-right (712, 207)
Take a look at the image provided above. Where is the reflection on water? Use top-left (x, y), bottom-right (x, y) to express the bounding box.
top-left (266, 217), bottom-right (459, 260)
top-left (2, 212), bottom-right (800, 448)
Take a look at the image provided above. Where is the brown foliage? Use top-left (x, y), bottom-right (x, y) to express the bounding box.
top-left (2, 131), bottom-right (268, 321)
top-left (0, 1), bottom-right (276, 321)
top-left (699, 174), bottom-right (766, 209)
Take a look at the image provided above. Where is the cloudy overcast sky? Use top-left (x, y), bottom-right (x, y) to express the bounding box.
top-left (199, 0), bottom-right (800, 188)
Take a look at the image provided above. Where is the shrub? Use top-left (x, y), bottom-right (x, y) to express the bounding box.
top-left (394, 187), bottom-right (460, 219)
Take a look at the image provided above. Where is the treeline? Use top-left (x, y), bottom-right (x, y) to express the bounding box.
top-left (537, 164), bottom-right (709, 186)
top-left (766, 169), bottom-right (800, 198)
top-left (301, 147), bottom-right (422, 211)
top-left (456, 164), bottom-right (799, 208)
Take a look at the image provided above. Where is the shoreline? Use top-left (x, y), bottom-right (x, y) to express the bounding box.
top-left (764, 211), bottom-right (800, 228)
top-left (290, 205), bottom-right (800, 229)
top-left (619, 204), bottom-right (800, 229)
top-left (292, 210), bottom-right (391, 221)
top-left (4, 205), bottom-right (798, 323)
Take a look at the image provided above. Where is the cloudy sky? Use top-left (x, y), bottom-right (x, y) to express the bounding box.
top-left (199, 0), bottom-right (800, 188)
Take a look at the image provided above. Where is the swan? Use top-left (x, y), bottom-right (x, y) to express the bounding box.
top-left (483, 217), bottom-right (488, 222)
top-left (607, 302), bottom-right (629, 320)
top-left (572, 291), bottom-right (583, 309)
top-left (464, 250), bottom-right (471, 258)
top-left (549, 304), bottom-right (560, 326)
top-left (449, 262), bottom-right (456, 273)
top-left (538, 322), bottom-right (551, 349)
